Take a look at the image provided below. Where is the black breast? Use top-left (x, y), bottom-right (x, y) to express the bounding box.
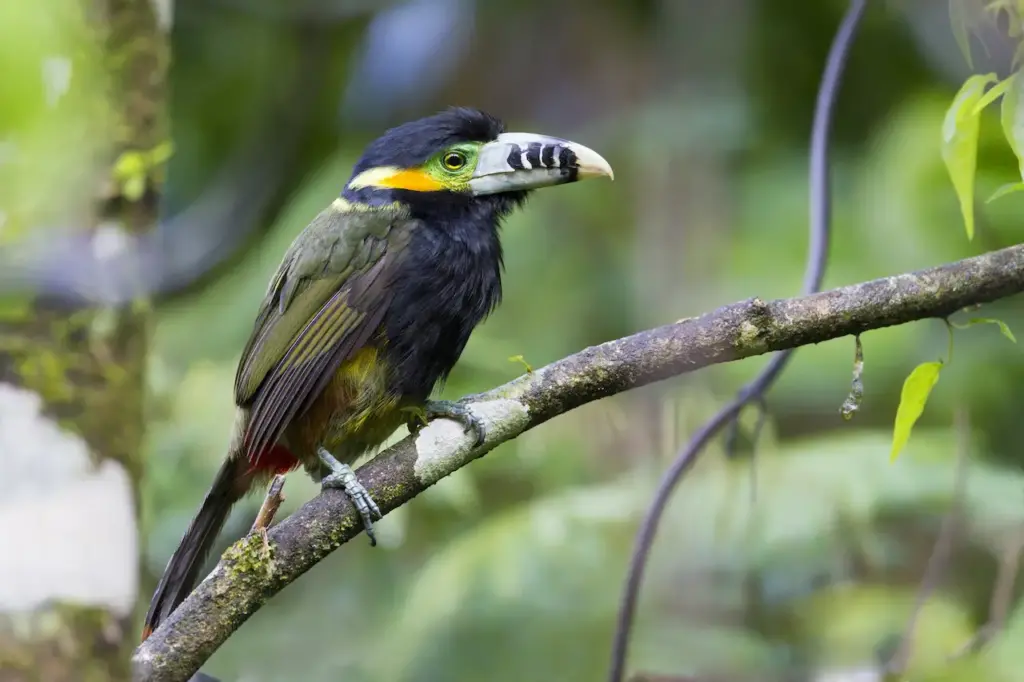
top-left (381, 210), bottom-right (504, 401)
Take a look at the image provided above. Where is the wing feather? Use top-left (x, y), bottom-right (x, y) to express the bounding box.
top-left (231, 204), bottom-right (407, 465)
top-left (242, 255), bottom-right (395, 465)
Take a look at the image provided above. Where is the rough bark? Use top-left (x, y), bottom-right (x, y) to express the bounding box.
top-left (134, 242), bottom-right (1024, 682)
top-left (0, 0), bottom-right (165, 680)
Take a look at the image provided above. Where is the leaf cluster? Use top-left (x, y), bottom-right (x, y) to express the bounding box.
top-left (888, 2), bottom-right (1024, 462)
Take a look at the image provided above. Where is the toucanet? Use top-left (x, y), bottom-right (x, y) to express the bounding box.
top-left (141, 107), bottom-right (613, 640)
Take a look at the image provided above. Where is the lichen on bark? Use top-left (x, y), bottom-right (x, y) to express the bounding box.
top-left (0, 300), bottom-right (147, 476)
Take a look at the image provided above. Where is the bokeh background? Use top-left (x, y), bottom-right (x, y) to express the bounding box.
top-left (4, 1), bottom-right (1024, 681)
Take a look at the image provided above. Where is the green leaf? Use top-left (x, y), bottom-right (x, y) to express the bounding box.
top-left (507, 354), bottom-right (533, 373)
top-left (1001, 72), bottom-right (1024, 178)
top-left (889, 361), bottom-right (943, 463)
top-left (965, 316), bottom-right (1018, 343)
top-left (942, 73), bottom-right (997, 240)
top-left (972, 74), bottom-right (1012, 114)
top-left (985, 182), bottom-right (1024, 203)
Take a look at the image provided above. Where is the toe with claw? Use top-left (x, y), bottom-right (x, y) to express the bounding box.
top-left (420, 399), bottom-right (486, 447)
top-left (317, 448), bottom-right (382, 546)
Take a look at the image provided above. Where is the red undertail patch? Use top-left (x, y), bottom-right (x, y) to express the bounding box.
top-left (247, 444), bottom-right (300, 476)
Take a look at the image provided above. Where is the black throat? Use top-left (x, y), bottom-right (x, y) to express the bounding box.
top-left (380, 190), bottom-right (526, 401)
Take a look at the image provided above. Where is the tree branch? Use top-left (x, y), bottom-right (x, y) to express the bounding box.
top-left (133, 243), bottom-right (1024, 682)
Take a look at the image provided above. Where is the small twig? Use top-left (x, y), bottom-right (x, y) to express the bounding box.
top-left (250, 474), bottom-right (288, 534)
top-left (249, 475), bottom-right (287, 550)
top-left (840, 335), bottom-right (864, 420)
top-left (885, 407), bottom-right (971, 678)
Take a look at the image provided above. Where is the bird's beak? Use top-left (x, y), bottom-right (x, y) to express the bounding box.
top-left (468, 132), bottom-right (614, 196)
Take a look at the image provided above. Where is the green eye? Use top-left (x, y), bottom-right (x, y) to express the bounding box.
top-left (442, 150), bottom-right (467, 171)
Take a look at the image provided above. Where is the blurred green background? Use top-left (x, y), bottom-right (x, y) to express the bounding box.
top-left (7, 0), bottom-right (1024, 680)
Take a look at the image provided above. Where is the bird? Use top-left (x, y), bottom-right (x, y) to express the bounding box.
top-left (141, 107), bottom-right (613, 641)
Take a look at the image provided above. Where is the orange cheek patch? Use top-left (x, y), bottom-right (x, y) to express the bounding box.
top-left (378, 169), bottom-right (445, 192)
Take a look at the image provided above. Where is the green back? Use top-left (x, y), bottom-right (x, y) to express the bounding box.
top-left (233, 201), bottom-right (411, 463)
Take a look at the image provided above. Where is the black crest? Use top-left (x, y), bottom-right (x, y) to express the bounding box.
top-left (349, 107), bottom-right (506, 177)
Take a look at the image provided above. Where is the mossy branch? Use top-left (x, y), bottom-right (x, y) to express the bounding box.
top-left (133, 243), bottom-right (1024, 682)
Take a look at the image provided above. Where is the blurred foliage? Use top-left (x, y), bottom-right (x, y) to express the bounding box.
top-left (0, 0), bottom-right (109, 241)
top-left (144, 2), bottom-right (1024, 680)
top-left (7, 0), bottom-right (1024, 681)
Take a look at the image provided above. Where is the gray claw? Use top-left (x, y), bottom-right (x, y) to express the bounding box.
top-left (318, 448), bottom-right (382, 546)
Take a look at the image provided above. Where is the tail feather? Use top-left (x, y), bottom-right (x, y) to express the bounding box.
top-left (142, 455), bottom-right (251, 641)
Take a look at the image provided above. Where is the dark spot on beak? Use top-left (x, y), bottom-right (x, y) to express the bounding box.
top-left (558, 147), bottom-right (578, 181)
top-left (541, 145), bottom-right (556, 168)
top-left (507, 145), bottom-right (524, 170)
top-left (525, 142), bottom-right (542, 168)
top-left (558, 146), bottom-right (575, 168)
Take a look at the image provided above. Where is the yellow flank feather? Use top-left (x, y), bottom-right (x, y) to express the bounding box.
top-left (342, 346), bottom-right (381, 386)
top-left (286, 344), bottom-right (405, 467)
top-left (335, 346), bottom-right (399, 436)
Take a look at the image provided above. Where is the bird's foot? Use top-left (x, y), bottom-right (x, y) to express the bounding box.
top-left (317, 448), bottom-right (381, 547)
top-left (406, 400), bottom-right (485, 447)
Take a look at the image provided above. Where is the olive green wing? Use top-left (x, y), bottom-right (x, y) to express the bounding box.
top-left (233, 208), bottom-right (402, 465)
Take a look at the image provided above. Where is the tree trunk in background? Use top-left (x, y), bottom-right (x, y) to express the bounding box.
top-left (0, 0), bottom-right (165, 679)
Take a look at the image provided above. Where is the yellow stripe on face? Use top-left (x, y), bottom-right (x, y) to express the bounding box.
top-left (348, 166), bottom-right (445, 192)
top-left (378, 169), bottom-right (445, 191)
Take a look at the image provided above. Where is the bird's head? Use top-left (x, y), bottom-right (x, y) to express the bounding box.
top-left (341, 107), bottom-right (613, 221)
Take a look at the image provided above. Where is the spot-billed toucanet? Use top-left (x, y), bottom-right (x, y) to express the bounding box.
top-left (142, 107), bottom-right (614, 640)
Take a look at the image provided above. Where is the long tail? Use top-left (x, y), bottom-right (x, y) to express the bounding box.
top-left (141, 455), bottom-right (252, 641)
